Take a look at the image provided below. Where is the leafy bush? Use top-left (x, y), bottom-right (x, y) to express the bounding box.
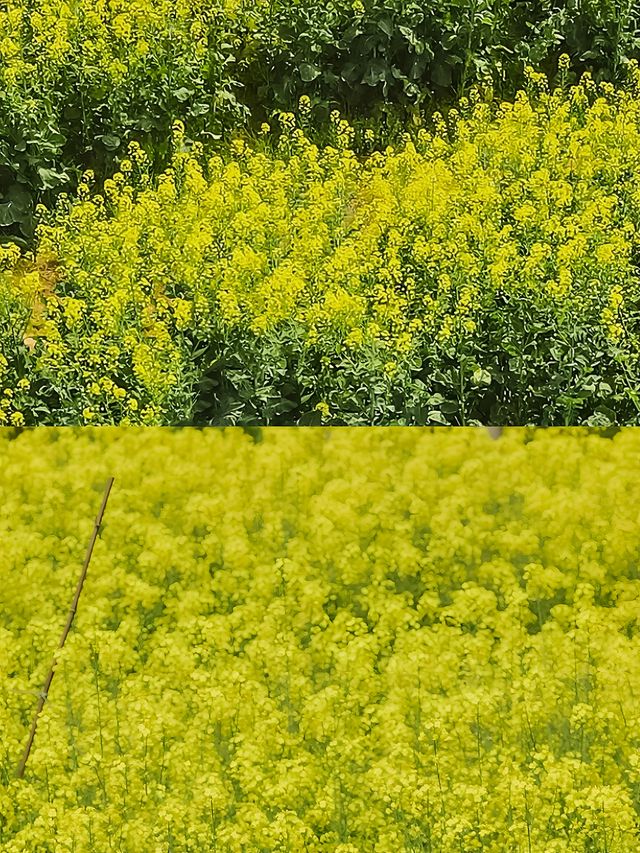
top-left (246, 0), bottom-right (640, 117)
top-left (2, 72), bottom-right (640, 425)
top-left (0, 0), bottom-right (259, 244)
top-left (2, 427), bottom-right (640, 851)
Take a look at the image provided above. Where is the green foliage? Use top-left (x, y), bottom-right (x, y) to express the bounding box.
top-left (244, 0), bottom-right (640, 119)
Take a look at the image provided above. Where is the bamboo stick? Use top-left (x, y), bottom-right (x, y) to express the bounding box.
top-left (16, 477), bottom-right (115, 779)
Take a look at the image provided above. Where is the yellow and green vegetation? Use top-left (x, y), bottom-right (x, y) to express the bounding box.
top-left (1, 0), bottom-right (640, 423)
top-left (1, 0), bottom-right (637, 242)
top-left (3, 71), bottom-right (640, 425)
top-left (1, 427), bottom-right (640, 851)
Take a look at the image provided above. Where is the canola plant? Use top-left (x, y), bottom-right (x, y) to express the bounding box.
top-left (3, 70), bottom-right (640, 425)
top-left (1, 427), bottom-right (639, 851)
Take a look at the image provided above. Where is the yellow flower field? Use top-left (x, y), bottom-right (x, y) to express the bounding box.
top-left (2, 70), bottom-right (640, 425)
top-left (1, 427), bottom-right (640, 851)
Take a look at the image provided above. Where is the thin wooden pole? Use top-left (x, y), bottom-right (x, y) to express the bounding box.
top-left (16, 477), bottom-right (115, 780)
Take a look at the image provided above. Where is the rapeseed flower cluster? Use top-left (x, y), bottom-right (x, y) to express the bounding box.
top-left (2, 72), bottom-right (640, 424)
top-left (1, 427), bottom-right (640, 851)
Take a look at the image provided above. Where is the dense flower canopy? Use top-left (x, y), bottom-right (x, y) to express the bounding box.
top-left (1, 427), bottom-right (640, 851)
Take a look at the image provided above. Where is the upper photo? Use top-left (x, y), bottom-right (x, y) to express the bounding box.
top-left (1, 1), bottom-right (639, 426)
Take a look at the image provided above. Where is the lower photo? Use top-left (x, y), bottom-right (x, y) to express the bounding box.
top-left (1, 427), bottom-right (639, 852)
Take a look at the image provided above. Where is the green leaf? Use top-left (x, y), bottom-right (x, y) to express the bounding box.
top-left (4, 183), bottom-right (31, 207)
top-left (0, 182), bottom-right (32, 225)
top-left (431, 61), bottom-right (453, 87)
top-left (472, 368), bottom-right (492, 387)
top-left (363, 60), bottom-right (387, 85)
top-left (0, 202), bottom-right (19, 226)
top-left (340, 62), bottom-right (360, 83)
top-left (377, 17), bottom-right (394, 38)
top-left (299, 63), bottom-right (321, 82)
top-left (100, 134), bottom-right (121, 151)
top-left (36, 167), bottom-right (68, 191)
top-left (190, 101), bottom-right (211, 116)
top-left (427, 393), bottom-right (446, 405)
